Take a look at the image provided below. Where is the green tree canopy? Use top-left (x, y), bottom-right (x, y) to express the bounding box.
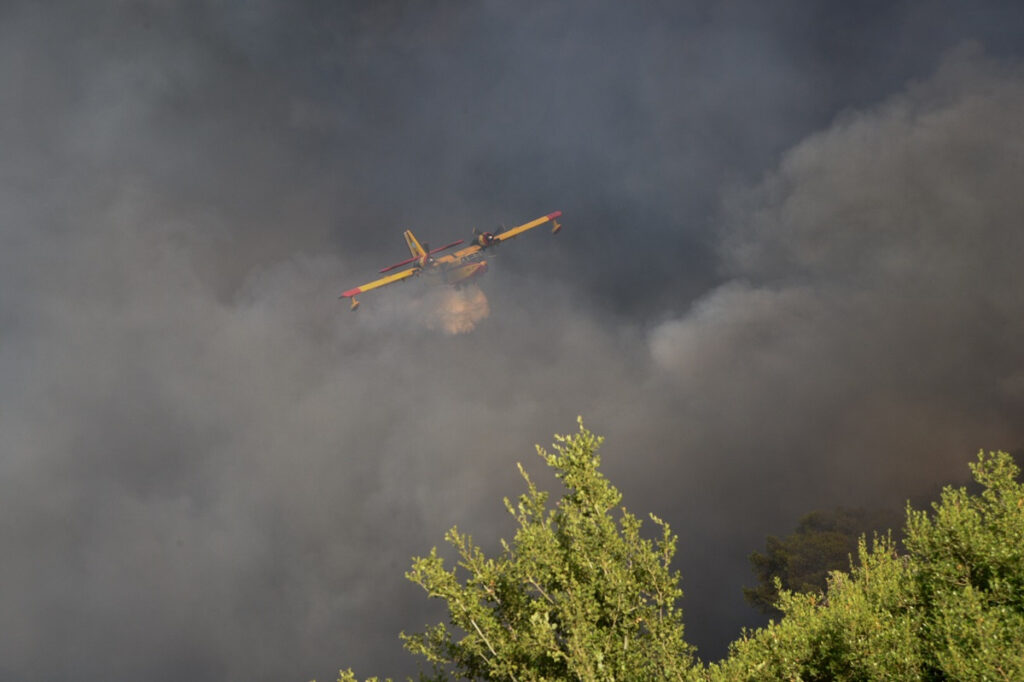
top-left (338, 419), bottom-right (694, 682)
top-left (707, 450), bottom-right (1024, 681)
top-left (334, 430), bottom-right (1024, 682)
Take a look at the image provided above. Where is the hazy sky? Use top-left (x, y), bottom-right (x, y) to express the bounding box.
top-left (4, 2), bottom-right (1024, 680)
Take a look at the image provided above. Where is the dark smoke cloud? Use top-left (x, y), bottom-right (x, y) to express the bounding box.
top-left (654, 44), bottom-right (1024, 493)
top-left (645, 44), bottom-right (1024, 646)
top-left (3, 2), bottom-right (1024, 681)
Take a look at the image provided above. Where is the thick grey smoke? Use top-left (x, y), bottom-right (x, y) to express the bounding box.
top-left (3, 3), bottom-right (1024, 681)
top-left (644, 46), bottom-right (1024, 645)
top-left (652, 44), bottom-right (1024, 498)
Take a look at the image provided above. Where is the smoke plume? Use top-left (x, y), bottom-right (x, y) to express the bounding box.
top-left (424, 285), bottom-right (491, 335)
top-left (4, 3), bottom-right (1024, 682)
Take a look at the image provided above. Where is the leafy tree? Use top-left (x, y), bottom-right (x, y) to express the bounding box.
top-left (705, 451), bottom-right (1024, 681)
top-left (744, 507), bottom-right (903, 614)
top-left (337, 419), bottom-right (695, 681)
top-left (904, 451), bottom-right (1024, 679)
top-left (332, 436), bottom-right (1024, 682)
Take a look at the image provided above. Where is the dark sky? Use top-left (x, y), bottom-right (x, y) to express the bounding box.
top-left (4, 2), bottom-right (1024, 680)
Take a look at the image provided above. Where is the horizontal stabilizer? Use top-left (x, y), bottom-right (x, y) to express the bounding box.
top-left (378, 256), bottom-right (416, 274)
top-left (430, 239), bottom-right (465, 254)
top-left (379, 239), bottom-right (464, 273)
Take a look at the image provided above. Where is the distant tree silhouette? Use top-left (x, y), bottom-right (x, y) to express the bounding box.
top-left (744, 506), bottom-right (903, 615)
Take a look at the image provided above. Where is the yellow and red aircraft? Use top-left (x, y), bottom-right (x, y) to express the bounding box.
top-left (340, 210), bottom-right (562, 310)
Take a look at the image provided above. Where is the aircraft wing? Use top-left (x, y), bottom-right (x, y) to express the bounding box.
top-left (340, 266), bottom-right (419, 300)
top-left (435, 211), bottom-right (563, 264)
top-left (493, 211), bottom-right (563, 243)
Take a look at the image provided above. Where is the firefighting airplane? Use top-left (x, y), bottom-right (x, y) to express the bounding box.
top-left (339, 211), bottom-right (562, 310)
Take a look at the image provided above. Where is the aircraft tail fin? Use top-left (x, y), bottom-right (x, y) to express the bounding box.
top-left (403, 230), bottom-right (427, 260)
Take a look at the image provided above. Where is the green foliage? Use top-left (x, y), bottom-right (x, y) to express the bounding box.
top-left (401, 418), bottom-right (694, 681)
top-left (705, 451), bottom-right (1024, 681)
top-left (744, 507), bottom-right (903, 614)
top-left (336, 670), bottom-right (392, 682)
top-left (904, 452), bottom-right (1024, 679)
top-left (370, 418), bottom-right (694, 682)
top-left (331, 437), bottom-right (1024, 682)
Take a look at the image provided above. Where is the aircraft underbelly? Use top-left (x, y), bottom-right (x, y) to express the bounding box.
top-left (445, 260), bottom-right (488, 286)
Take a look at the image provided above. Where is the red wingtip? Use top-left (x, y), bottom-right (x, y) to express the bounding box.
top-left (340, 287), bottom-right (361, 298)
top-left (546, 210), bottom-right (562, 220)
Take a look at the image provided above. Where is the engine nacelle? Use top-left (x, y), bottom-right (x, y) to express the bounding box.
top-left (474, 232), bottom-right (497, 247)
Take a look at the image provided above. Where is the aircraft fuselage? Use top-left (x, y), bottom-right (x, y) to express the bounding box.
top-left (443, 260), bottom-right (488, 286)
